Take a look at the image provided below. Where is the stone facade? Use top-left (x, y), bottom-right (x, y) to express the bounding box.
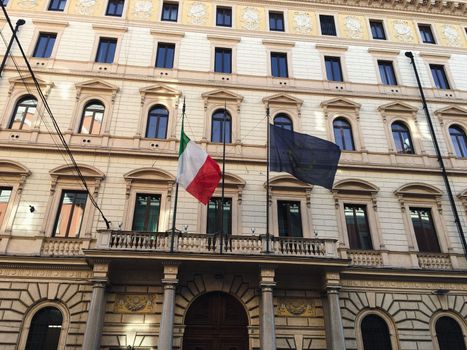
top-left (0, 0), bottom-right (466, 349)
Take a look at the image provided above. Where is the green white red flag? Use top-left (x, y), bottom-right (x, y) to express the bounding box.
top-left (176, 130), bottom-right (221, 205)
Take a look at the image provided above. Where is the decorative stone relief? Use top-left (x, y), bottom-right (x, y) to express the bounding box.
top-left (114, 294), bottom-right (156, 313)
top-left (133, 0), bottom-right (153, 18)
top-left (241, 7), bottom-right (260, 31)
top-left (442, 25), bottom-right (461, 47)
top-left (344, 16), bottom-right (364, 39)
top-left (293, 12), bottom-right (312, 34)
top-left (76, 0), bottom-right (96, 16)
top-left (276, 298), bottom-right (315, 317)
top-left (393, 20), bottom-right (414, 42)
top-left (188, 2), bottom-right (208, 25)
top-left (17, 0), bottom-right (38, 8)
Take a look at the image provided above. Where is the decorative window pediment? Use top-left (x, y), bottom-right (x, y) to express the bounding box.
top-left (139, 84), bottom-right (181, 105)
top-left (320, 97), bottom-right (361, 112)
top-left (434, 105), bottom-right (467, 118)
top-left (202, 89), bottom-right (243, 112)
top-left (0, 160), bottom-right (30, 193)
top-left (218, 173), bottom-right (246, 201)
top-left (75, 79), bottom-right (119, 102)
top-left (377, 101), bottom-right (418, 115)
top-left (263, 93), bottom-right (303, 119)
top-left (49, 164), bottom-right (105, 195)
top-left (8, 74), bottom-right (54, 97)
top-left (394, 182), bottom-right (443, 213)
top-left (333, 179), bottom-right (379, 210)
top-left (267, 175), bottom-right (312, 207)
top-left (124, 168), bottom-right (175, 198)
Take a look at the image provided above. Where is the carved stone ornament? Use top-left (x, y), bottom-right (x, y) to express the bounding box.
top-left (344, 16), bottom-right (363, 39)
top-left (76, 0), bottom-right (96, 16)
top-left (241, 7), bottom-right (260, 31)
top-left (133, 0), bottom-right (153, 18)
top-left (393, 20), bottom-right (414, 42)
top-left (114, 294), bottom-right (156, 313)
top-left (442, 25), bottom-right (461, 47)
top-left (276, 298), bottom-right (315, 317)
top-left (18, 0), bottom-right (38, 8)
top-left (293, 12), bottom-right (312, 34)
top-left (188, 2), bottom-right (208, 25)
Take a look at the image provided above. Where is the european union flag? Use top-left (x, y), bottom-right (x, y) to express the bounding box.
top-left (269, 124), bottom-right (341, 190)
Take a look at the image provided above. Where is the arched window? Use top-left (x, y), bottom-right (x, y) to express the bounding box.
top-left (8, 96), bottom-right (37, 130)
top-left (361, 314), bottom-right (392, 350)
top-left (146, 105), bottom-right (169, 139)
top-left (449, 125), bottom-right (467, 158)
top-left (274, 113), bottom-right (293, 131)
top-left (333, 118), bottom-right (355, 151)
top-left (211, 109), bottom-right (231, 143)
top-left (391, 122), bottom-right (414, 154)
top-left (79, 100), bottom-right (104, 135)
top-left (435, 316), bottom-right (466, 350)
top-left (25, 307), bottom-right (63, 350)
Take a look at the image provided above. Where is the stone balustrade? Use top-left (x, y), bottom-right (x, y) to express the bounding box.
top-left (96, 230), bottom-right (338, 258)
top-left (348, 250), bottom-right (384, 267)
top-left (40, 237), bottom-right (87, 256)
top-left (417, 252), bottom-right (453, 270)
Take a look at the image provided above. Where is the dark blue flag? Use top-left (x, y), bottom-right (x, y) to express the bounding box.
top-left (269, 124), bottom-right (341, 190)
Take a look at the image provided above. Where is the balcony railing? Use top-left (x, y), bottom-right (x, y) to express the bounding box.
top-left (96, 230), bottom-right (338, 258)
top-left (40, 237), bottom-right (88, 256)
top-left (417, 252), bottom-right (453, 270)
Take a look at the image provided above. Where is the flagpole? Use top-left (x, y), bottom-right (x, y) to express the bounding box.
top-left (266, 105), bottom-right (270, 253)
top-left (170, 98), bottom-right (185, 253)
top-left (219, 101), bottom-right (227, 254)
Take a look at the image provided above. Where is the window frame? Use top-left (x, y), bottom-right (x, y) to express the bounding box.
top-left (211, 108), bottom-right (232, 144)
top-left (105, 0), bottom-right (125, 17)
top-left (448, 124), bottom-right (467, 158)
top-left (206, 197), bottom-right (233, 235)
top-left (378, 60), bottom-right (398, 86)
top-left (356, 310), bottom-right (399, 350)
top-left (95, 37), bottom-right (118, 64)
top-left (47, 0), bottom-right (67, 11)
top-left (155, 42), bottom-right (176, 69)
top-left (214, 47), bottom-right (232, 74)
top-left (161, 1), bottom-right (179, 22)
top-left (7, 95), bottom-right (38, 131)
top-left (277, 200), bottom-right (303, 237)
top-left (270, 51), bottom-right (289, 78)
top-left (333, 117), bottom-right (355, 151)
top-left (145, 104), bottom-right (169, 139)
top-left (273, 113), bottom-right (293, 131)
top-left (52, 190), bottom-right (88, 238)
top-left (32, 32), bottom-right (57, 59)
top-left (324, 56), bottom-right (344, 82)
top-left (409, 206), bottom-right (442, 253)
top-left (269, 11), bottom-right (285, 32)
top-left (391, 121), bottom-right (415, 154)
top-left (418, 24), bottom-right (436, 44)
top-left (216, 6), bottom-right (232, 27)
top-left (78, 100), bottom-right (105, 135)
top-left (429, 64), bottom-right (451, 90)
top-left (369, 20), bottom-right (386, 40)
top-left (431, 312), bottom-right (467, 350)
top-left (319, 14), bottom-right (337, 36)
top-left (131, 193), bottom-right (162, 232)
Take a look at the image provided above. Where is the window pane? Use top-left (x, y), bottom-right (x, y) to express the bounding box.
top-left (95, 38), bottom-right (117, 63)
top-left (333, 118), bottom-right (354, 151)
top-left (9, 97), bottom-right (37, 130)
top-left (344, 204), bottom-right (372, 249)
top-left (269, 12), bottom-right (284, 31)
top-left (53, 191), bottom-right (87, 237)
top-left (79, 102), bottom-right (104, 135)
top-left (207, 197), bottom-right (232, 235)
top-left (449, 126), bottom-right (467, 158)
top-left (132, 194), bottom-right (161, 232)
top-left (325, 56), bottom-right (343, 81)
top-left (214, 48), bottom-right (232, 74)
top-left (271, 52), bottom-right (288, 78)
top-left (0, 188), bottom-right (12, 227)
top-left (361, 315), bottom-right (392, 350)
top-left (410, 207), bottom-right (441, 253)
top-left (25, 307), bottom-right (63, 350)
top-left (211, 109), bottom-right (231, 143)
top-left (274, 114), bottom-right (293, 131)
top-left (162, 2), bottom-right (178, 21)
top-left (33, 33), bottom-right (56, 58)
top-left (419, 24), bottom-right (435, 44)
top-left (146, 106), bottom-right (169, 139)
top-left (436, 316), bottom-right (466, 350)
top-left (430, 64), bottom-right (450, 89)
top-left (378, 60), bottom-right (397, 85)
top-left (320, 15), bottom-right (336, 35)
top-left (216, 7), bottom-right (232, 27)
top-left (391, 122), bottom-right (414, 154)
top-left (156, 43), bottom-right (175, 69)
top-left (370, 21), bottom-right (386, 40)
top-left (277, 201), bottom-right (303, 237)
top-left (106, 0), bottom-right (124, 16)
top-left (48, 0), bottom-right (66, 11)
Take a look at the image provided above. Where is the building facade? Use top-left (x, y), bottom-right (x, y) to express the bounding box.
top-left (0, 0), bottom-right (466, 349)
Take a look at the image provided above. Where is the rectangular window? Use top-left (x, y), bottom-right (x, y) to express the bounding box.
top-left (95, 38), bottom-right (117, 64)
top-left (325, 56), bottom-right (343, 82)
top-left (277, 201), bottom-right (303, 237)
top-left (53, 191), bottom-right (87, 237)
top-left (33, 33), bottom-right (56, 58)
top-left (430, 64), bottom-right (450, 89)
top-left (216, 6), bottom-right (232, 27)
top-left (370, 20), bottom-right (386, 40)
top-left (48, 0), bottom-right (66, 11)
top-left (378, 60), bottom-right (397, 85)
top-left (214, 47), bottom-right (232, 74)
top-left (132, 194), bottom-right (161, 232)
top-left (410, 207), bottom-right (441, 253)
top-left (106, 0), bottom-right (124, 16)
top-left (207, 197), bottom-right (232, 235)
top-left (0, 187), bottom-right (12, 227)
top-left (320, 15), bottom-right (337, 36)
top-left (155, 43), bottom-right (175, 69)
top-left (161, 2), bottom-right (178, 22)
top-left (269, 11), bottom-right (285, 32)
top-left (271, 52), bottom-right (288, 78)
top-left (344, 204), bottom-right (373, 250)
top-left (419, 24), bottom-right (436, 44)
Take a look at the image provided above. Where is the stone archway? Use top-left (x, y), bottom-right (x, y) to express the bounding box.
top-left (182, 291), bottom-right (249, 350)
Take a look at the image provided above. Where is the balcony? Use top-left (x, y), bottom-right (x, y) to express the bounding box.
top-left (94, 230), bottom-right (339, 259)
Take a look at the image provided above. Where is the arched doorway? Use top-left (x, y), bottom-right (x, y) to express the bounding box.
top-left (183, 291), bottom-right (249, 350)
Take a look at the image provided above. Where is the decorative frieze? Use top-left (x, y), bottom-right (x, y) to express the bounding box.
top-left (276, 298), bottom-right (316, 317)
top-left (114, 294), bottom-right (157, 313)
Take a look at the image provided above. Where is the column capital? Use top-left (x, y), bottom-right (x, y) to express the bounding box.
top-left (162, 278), bottom-right (179, 287)
top-left (163, 262), bottom-right (180, 280)
top-left (90, 278), bottom-right (108, 289)
top-left (260, 265), bottom-right (276, 284)
top-left (260, 281), bottom-right (276, 290)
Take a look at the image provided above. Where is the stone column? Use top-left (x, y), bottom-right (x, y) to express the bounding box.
top-left (83, 262), bottom-right (109, 350)
top-left (322, 272), bottom-right (345, 350)
top-left (157, 263), bottom-right (179, 350)
top-left (260, 266), bottom-right (276, 350)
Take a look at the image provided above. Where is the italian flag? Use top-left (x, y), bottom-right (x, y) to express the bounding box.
top-left (177, 130), bottom-right (221, 205)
